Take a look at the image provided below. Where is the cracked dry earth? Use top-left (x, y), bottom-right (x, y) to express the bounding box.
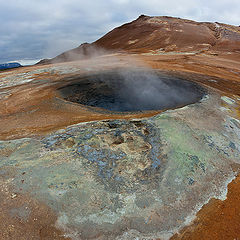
top-left (0, 53), bottom-right (240, 240)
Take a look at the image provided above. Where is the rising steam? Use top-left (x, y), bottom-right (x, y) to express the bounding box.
top-left (58, 67), bottom-right (205, 112)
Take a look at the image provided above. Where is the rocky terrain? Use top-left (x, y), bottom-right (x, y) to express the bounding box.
top-left (38, 15), bottom-right (240, 64)
top-left (0, 16), bottom-right (240, 240)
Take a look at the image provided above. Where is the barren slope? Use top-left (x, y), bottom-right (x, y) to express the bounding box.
top-left (1, 15), bottom-right (240, 240)
top-left (38, 15), bottom-right (240, 64)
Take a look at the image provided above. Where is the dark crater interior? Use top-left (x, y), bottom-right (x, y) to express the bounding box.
top-left (58, 69), bottom-right (205, 112)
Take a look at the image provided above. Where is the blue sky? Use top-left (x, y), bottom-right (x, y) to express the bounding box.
top-left (0, 0), bottom-right (239, 64)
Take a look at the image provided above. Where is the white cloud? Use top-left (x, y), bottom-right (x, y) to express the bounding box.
top-left (0, 0), bottom-right (239, 62)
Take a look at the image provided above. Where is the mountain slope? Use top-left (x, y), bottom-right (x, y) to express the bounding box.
top-left (38, 15), bottom-right (240, 64)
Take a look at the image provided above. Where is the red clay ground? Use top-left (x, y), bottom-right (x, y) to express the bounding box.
top-left (172, 172), bottom-right (240, 240)
top-left (1, 15), bottom-right (240, 239)
top-left (1, 53), bottom-right (240, 239)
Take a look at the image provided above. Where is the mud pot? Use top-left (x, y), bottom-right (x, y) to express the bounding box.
top-left (58, 69), bottom-right (205, 112)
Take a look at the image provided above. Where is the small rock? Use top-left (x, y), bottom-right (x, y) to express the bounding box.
top-left (11, 193), bottom-right (17, 199)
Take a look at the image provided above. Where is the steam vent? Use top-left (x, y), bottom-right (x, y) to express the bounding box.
top-left (0, 16), bottom-right (240, 240)
top-left (58, 69), bottom-right (205, 112)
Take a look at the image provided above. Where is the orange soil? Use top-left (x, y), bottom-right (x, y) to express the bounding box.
top-left (0, 53), bottom-right (240, 239)
top-left (0, 182), bottom-right (70, 240)
top-left (1, 53), bottom-right (240, 140)
top-left (0, 82), bottom-right (162, 140)
top-left (171, 172), bottom-right (240, 240)
top-left (1, 15), bottom-right (240, 239)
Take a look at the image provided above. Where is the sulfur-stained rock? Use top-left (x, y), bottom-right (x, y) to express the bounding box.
top-left (0, 91), bottom-right (239, 239)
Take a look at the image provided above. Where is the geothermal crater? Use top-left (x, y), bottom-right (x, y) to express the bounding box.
top-left (58, 69), bottom-right (205, 112)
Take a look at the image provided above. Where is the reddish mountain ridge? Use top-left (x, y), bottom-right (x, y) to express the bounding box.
top-left (38, 15), bottom-right (240, 64)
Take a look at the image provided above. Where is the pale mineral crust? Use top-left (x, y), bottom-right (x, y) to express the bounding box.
top-left (0, 16), bottom-right (240, 240)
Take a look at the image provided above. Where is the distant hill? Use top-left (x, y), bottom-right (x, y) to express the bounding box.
top-left (37, 15), bottom-right (240, 65)
top-left (0, 62), bottom-right (22, 70)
